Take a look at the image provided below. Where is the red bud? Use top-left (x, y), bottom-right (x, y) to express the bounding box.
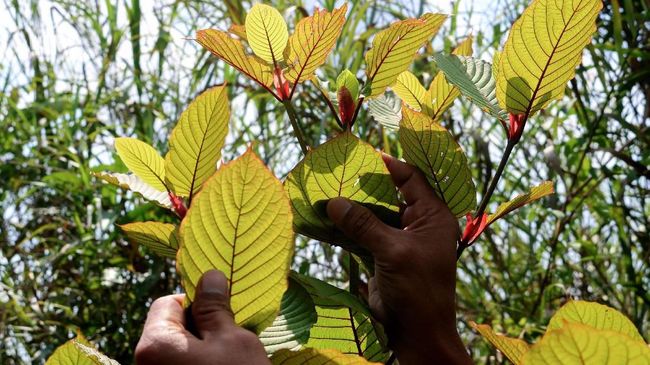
top-left (169, 193), bottom-right (187, 219)
top-left (337, 87), bottom-right (355, 128)
top-left (507, 113), bottom-right (526, 142)
top-left (273, 67), bottom-right (291, 101)
top-left (461, 213), bottom-right (488, 245)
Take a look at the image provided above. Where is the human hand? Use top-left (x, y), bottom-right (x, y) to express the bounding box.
top-left (326, 155), bottom-right (471, 365)
top-left (134, 270), bottom-right (270, 365)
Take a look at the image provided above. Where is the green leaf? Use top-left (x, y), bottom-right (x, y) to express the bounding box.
top-left (486, 181), bottom-right (554, 225)
top-left (46, 334), bottom-right (118, 365)
top-left (114, 137), bottom-right (166, 191)
top-left (270, 348), bottom-right (380, 364)
top-left (119, 222), bottom-right (178, 259)
top-left (399, 108), bottom-right (476, 217)
top-left (547, 301), bottom-right (645, 343)
top-left (178, 149), bottom-right (294, 334)
top-left (523, 323), bottom-right (650, 364)
top-left (368, 93), bottom-right (402, 130)
top-left (284, 5), bottom-right (347, 84)
top-left (165, 86), bottom-right (229, 198)
top-left (285, 131), bottom-right (400, 252)
top-left (291, 273), bottom-right (389, 362)
top-left (93, 172), bottom-right (171, 208)
top-left (391, 71), bottom-right (429, 113)
top-left (336, 69), bottom-right (360, 102)
top-left (495, 0), bottom-right (602, 117)
top-left (259, 278), bottom-right (318, 354)
top-left (433, 54), bottom-right (508, 122)
top-left (73, 342), bottom-right (120, 365)
top-left (471, 322), bottom-right (529, 365)
top-left (245, 4), bottom-right (289, 65)
top-left (365, 13), bottom-right (446, 98)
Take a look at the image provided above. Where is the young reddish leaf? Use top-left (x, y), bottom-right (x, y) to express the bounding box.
top-left (461, 213), bottom-right (488, 245)
top-left (273, 66), bottom-right (291, 100)
top-left (284, 5), bottom-right (347, 84)
top-left (336, 70), bottom-right (359, 126)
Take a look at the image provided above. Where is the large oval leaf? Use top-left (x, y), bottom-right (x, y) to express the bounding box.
top-left (178, 149), bottom-right (294, 334)
top-left (165, 86), bottom-right (229, 199)
top-left (471, 322), bottom-right (529, 365)
top-left (245, 4), bottom-right (289, 64)
top-left (495, 0), bottom-right (602, 117)
top-left (114, 137), bottom-right (166, 191)
top-left (285, 131), bottom-right (400, 250)
top-left (391, 71), bottom-right (429, 113)
top-left (119, 222), bottom-right (178, 259)
top-left (270, 348), bottom-right (380, 365)
top-left (399, 108), bottom-right (476, 217)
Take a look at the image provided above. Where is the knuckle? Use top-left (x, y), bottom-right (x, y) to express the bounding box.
top-left (348, 207), bottom-right (378, 239)
top-left (193, 297), bottom-right (232, 321)
top-left (134, 338), bottom-right (161, 364)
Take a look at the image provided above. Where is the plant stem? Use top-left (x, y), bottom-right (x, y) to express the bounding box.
top-left (475, 139), bottom-right (517, 218)
top-left (349, 256), bottom-right (359, 296)
top-left (312, 79), bottom-right (342, 127)
top-left (282, 100), bottom-right (309, 154)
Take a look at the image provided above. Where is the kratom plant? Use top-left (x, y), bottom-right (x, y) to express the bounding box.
top-left (46, 0), bottom-right (641, 364)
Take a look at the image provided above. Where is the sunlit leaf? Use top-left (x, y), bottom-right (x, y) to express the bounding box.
top-left (365, 13), bottom-right (446, 98)
top-left (487, 181), bottom-right (554, 225)
top-left (46, 334), bottom-right (118, 365)
top-left (471, 322), bottom-right (529, 365)
top-left (93, 172), bottom-right (171, 208)
top-left (285, 131), bottom-right (400, 252)
top-left (229, 24), bottom-right (247, 40)
top-left (259, 278), bottom-right (317, 354)
top-left (178, 150), bottom-right (294, 334)
top-left (495, 0), bottom-right (602, 117)
top-left (433, 54), bottom-right (508, 122)
top-left (114, 137), bottom-right (166, 191)
top-left (245, 4), bottom-right (289, 65)
top-left (73, 342), bottom-right (120, 365)
top-left (119, 222), bottom-right (178, 259)
top-left (391, 71), bottom-right (429, 113)
top-left (284, 5), bottom-right (347, 83)
top-left (547, 301), bottom-right (645, 343)
top-left (368, 92), bottom-right (402, 130)
top-left (196, 29), bottom-right (274, 92)
top-left (427, 36), bottom-right (473, 120)
top-left (165, 86), bottom-right (229, 198)
top-left (336, 69), bottom-right (360, 102)
top-left (270, 348), bottom-right (380, 364)
top-left (523, 323), bottom-right (650, 364)
top-left (399, 108), bottom-right (476, 217)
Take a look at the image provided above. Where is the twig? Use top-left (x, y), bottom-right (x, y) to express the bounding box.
top-left (282, 100), bottom-right (309, 154)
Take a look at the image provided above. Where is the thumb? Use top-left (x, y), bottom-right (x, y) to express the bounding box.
top-left (191, 270), bottom-right (236, 340)
top-left (326, 197), bottom-right (393, 255)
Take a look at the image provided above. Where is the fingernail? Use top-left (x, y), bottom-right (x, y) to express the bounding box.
top-left (328, 197), bottom-right (352, 220)
top-left (200, 270), bottom-right (227, 295)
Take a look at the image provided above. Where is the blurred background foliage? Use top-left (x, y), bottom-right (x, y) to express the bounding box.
top-left (0, 0), bottom-right (648, 363)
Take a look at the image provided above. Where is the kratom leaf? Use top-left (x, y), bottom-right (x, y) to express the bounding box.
top-left (391, 71), bottom-right (429, 113)
top-left (336, 69), bottom-right (360, 102)
top-left (471, 322), bottom-right (529, 365)
top-left (196, 29), bottom-right (274, 92)
top-left (270, 348), bottom-right (380, 364)
top-left (365, 13), bottom-right (446, 98)
top-left (245, 3), bottom-right (288, 65)
top-left (229, 24), bottom-right (247, 40)
top-left (285, 131), bottom-right (400, 251)
top-left (547, 301), bottom-right (645, 343)
top-left (495, 0), bottom-right (602, 117)
top-left (368, 92), bottom-right (402, 130)
top-left (119, 222), bottom-right (178, 259)
top-left (93, 172), bottom-right (171, 208)
top-left (399, 108), bottom-right (476, 217)
top-left (73, 342), bottom-right (120, 365)
top-left (46, 334), bottom-right (118, 365)
top-left (165, 86), bottom-right (229, 198)
top-left (486, 181), bottom-right (553, 225)
top-left (114, 138), bottom-right (166, 191)
top-left (259, 278), bottom-right (318, 354)
top-left (284, 5), bottom-right (347, 83)
top-left (428, 36), bottom-right (473, 120)
top-left (178, 150), bottom-right (294, 334)
top-left (291, 273), bottom-right (389, 362)
top-left (433, 54), bottom-right (508, 121)
top-left (523, 323), bottom-right (650, 364)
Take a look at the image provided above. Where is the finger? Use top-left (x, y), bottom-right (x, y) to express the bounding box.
top-left (191, 270), bottom-right (237, 340)
top-left (143, 294), bottom-right (186, 331)
top-left (326, 197), bottom-right (393, 255)
top-left (381, 153), bottom-right (440, 207)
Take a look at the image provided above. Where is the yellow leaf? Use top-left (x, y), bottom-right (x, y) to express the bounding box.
top-left (547, 301), bottom-right (645, 343)
top-left (391, 71), bottom-right (430, 113)
top-left (245, 3), bottom-right (289, 64)
top-left (284, 5), bottom-right (347, 83)
top-left (487, 181), bottom-right (554, 225)
top-left (365, 13), bottom-right (446, 98)
top-left (119, 222), bottom-right (178, 259)
top-left (495, 0), bottom-right (602, 116)
top-left (196, 29), bottom-right (274, 92)
top-left (93, 172), bottom-right (171, 208)
top-left (399, 108), bottom-right (477, 217)
top-left (523, 323), bottom-right (650, 364)
top-left (270, 348), bottom-right (381, 364)
top-left (114, 137), bottom-right (166, 192)
top-left (46, 333), bottom-right (118, 365)
top-left (471, 322), bottom-right (530, 365)
top-left (165, 86), bottom-right (229, 198)
top-left (428, 36), bottom-right (474, 120)
top-left (178, 149), bottom-right (293, 334)
top-left (285, 131), bottom-right (400, 253)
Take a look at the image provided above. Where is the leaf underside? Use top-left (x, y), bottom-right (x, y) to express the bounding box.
top-left (119, 222), bottom-right (178, 258)
top-left (471, 322), bottom-right (529, 365)
top-left (93, 172), bottom-right (171, 208)
top-left (114, 137), bottom-right (166, 191)
top-left (368, 92), bottom-right (402, 130)
top-left (270, 348), bottom-right (380, 364)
